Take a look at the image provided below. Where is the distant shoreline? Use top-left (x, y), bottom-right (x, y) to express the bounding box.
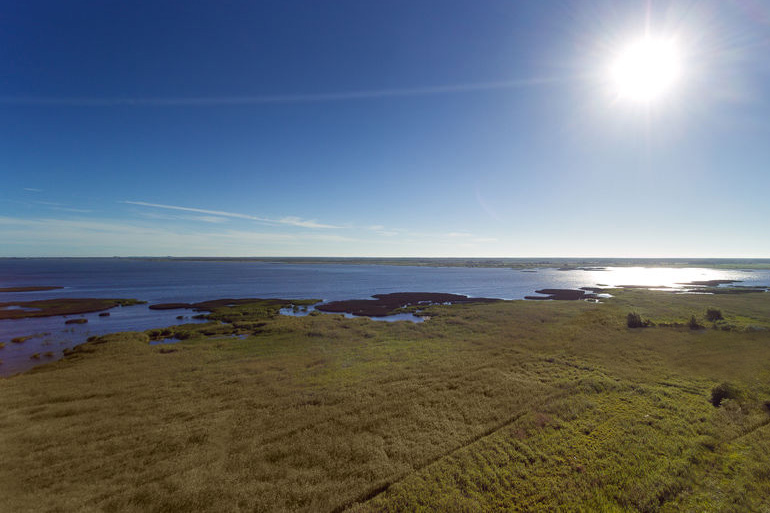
top-left (2, 256), bottom-right (769, 269)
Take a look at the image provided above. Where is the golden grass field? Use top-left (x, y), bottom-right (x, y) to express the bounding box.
top-left (1, 290), bottom-right (769, 512)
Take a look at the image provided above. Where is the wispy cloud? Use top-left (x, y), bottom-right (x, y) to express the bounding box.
top-left (0, 216), bottom-right (303, 256)
top-left (138, 211), bottom-right (229, 224)
top-left (0, 215), bottom-right (371, 257)
top-left (278, 216), bottom-right (339, 229)
top-left (124, 200), bottom-right (270, 221)
top-left (23, 188), bottom-right (43, 192)
top-left (0, 78), bottom-right (560, 107)
top-left (123, 201), bottom-right (340, 229)
top-left (33, 201), bottom-right (92, 213)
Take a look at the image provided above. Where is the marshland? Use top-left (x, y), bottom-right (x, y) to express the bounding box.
top-left (2, 279), bottom-right (769, 511)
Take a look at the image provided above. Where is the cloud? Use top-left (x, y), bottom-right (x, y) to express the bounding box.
top-left (23, 188), bottom-right (43, 192)
top-left (0, 77), bottom-right (560, 107)
top-left (0, 216), bottom-right (304, 256)
top-left (278, 216), bottom-right (339, 229)
top-left (195, 216), bottom-right (228, 224)
top-left (124, 200), bottom-right (270, 222)
top-left (124, 201), bottom-right (341, 229)
top-left (32, 201), bottom-right (92, 213)
top-left (0, 214), bottom-right (381, 258)
top-left (138, 211), bottom-right (229, 224)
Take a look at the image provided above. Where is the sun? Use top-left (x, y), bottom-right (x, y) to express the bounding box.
top-left (610, 36), bottom-right (682, 103)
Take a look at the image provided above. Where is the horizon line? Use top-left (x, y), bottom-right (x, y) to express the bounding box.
top-left (1, 256), bottom-right (768, 260)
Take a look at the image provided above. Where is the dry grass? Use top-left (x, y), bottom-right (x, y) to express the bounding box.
top-left (0, 292), bottom-right (769, 511)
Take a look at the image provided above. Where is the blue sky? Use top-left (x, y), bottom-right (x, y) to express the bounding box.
top-left (2, 0), bottom-right (769, 257)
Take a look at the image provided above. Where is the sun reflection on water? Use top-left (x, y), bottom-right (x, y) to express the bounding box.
top-left (598, 267), bottom-right (741, 288)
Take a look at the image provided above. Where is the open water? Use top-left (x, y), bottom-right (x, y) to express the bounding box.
top-left (1, 258), bottom-right (768, 376)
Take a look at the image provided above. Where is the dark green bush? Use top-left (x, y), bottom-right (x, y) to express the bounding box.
top-left (706, 307), bottom-right (723, 321)
top-left (627, 312), bottom-right (644, 328)
top-left (688, 315), bottom-right (703, 330)
top-left (711, 382), bottom-right (743, 407)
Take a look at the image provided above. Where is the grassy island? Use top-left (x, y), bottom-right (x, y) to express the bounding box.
top-left (0, 298), bottom-right (145, 320)
top-left (1, 291), bottom-right (769, 511)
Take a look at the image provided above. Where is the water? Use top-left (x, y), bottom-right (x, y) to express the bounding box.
top-left (1, 258), bottom-right (768, 376)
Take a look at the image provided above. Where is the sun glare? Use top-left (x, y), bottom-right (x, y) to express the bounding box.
top-left (610, 36), bottom-right (681, 103)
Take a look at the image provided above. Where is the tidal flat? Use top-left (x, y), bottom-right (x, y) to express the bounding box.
top-left (1, 290), bottom-right (770, 511)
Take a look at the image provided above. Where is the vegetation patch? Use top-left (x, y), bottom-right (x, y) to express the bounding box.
top-left (710, 382), bottom-right (745, 407)
top-left (0, 298), bottom-right (144, 320)
top-left (685, 286), bottom-right (769, 294)
top-left (525, 288), bottom-right (595, 300)
top-left (689, 315), bottom-right (704, 330)
top-left (706, 307), bottom-right (723, 321)
top-left (316, 292), bottom-right (498, 316)
top-left (149, 298), bottom-right (316, 312)
top-left (626, 311), bottom-right (651, 328)
top-left (1, 289), bottom-right (769, 511)
top-left (0, 286), bottom-right (64, 292)
top-left (679, 279), bottom-right (742, 287)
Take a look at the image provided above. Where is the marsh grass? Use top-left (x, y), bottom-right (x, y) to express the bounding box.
top-left (0, 293), bottom-right (769, 511)
top-left (0, 298), bottom-right (145, 320)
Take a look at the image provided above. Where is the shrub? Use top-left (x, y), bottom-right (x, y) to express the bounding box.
top-left (688, 315), bottom-right (703, 330)
top-left (706, 308), bottom-right (723, 321)
top-left (711, 382), bottom-right (743, 407)
top-left (627, 312), bottom-right (644, 328)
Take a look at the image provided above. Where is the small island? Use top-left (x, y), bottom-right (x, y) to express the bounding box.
top-left (0, 298), bottom-right (145, 320)
top-left (315, 292), bottom-right (499, 317)
top-left (0, 286), bottom-right (64, 293)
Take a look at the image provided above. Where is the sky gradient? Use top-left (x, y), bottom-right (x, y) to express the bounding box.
top-left (2, 0), bottom-right (769, 257)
